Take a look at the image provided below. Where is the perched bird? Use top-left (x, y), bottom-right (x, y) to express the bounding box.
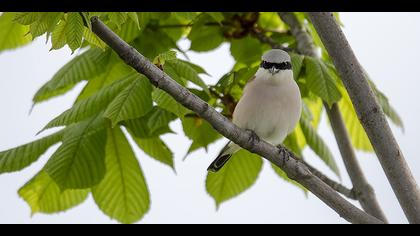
top-left (207, 49), bottom-right (302, 172)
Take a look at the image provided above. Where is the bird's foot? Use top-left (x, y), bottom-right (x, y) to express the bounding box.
top-left (276, 145), bottom-right (291, 166)
top-left (245, 129), bottom-right (260, 144)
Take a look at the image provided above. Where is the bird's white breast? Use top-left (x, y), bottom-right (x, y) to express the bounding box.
top-left (232, 69), bottom-right (302, 145)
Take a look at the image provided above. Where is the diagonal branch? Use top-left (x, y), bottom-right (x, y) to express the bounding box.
top-left (90, 16), bottom-right (383, 224)
top-left (278, 12), bottom-right (388, 222)
top-left (308, 12), bottom-right (420, 224)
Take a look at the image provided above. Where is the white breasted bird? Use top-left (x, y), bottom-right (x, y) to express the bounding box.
top-left (207, 49), bottom-right (302, 172)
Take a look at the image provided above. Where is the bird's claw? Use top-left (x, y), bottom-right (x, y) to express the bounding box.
top-left (245, 129), bottom-right (260, 144)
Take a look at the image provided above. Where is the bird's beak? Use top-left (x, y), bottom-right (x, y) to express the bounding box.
top-left (269, 66), bottom-right (280, 75)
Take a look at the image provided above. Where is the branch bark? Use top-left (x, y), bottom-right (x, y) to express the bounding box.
top-left (278, 12), bottom-right (388, 222)
top-left (308, 12), bottom-right (420, 223)
top-left (90, 16), bottom-right (383, 224)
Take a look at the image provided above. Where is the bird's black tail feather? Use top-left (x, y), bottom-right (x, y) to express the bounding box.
top-left (207, 154), bottom-right (232, 172)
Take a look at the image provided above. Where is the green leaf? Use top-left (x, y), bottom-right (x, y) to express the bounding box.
top-left (43, 74), bottom-right (136, 130)
top-left (283, 131), bottom-right (303, 157)
top-left (18, 171), bottom-right (89, 214)
top-left (104, 75), bottom-right (153, 127)
top-left (83, 27), bottom-right (106, 49)
top-left (134, 28), bottom-right (177, 59)
top-left (65, 12), bottom-right (84, 53)
top-left (206, 12), bottom-right (224, 23)
top-left (182, 117), bottom-right (222, 154)
top-left (271, 164), bottom-right (307, 194)
top-left (152, 88), bottom-right (190, 117)
top-left (51, 18), bottom-right (68, 50)
top-left (45, 116), bottom-right (107, 190)
top-left (117, 19), bottom-right (141, 43)
top-left (206, 150), bottom-right (263, 207)
top-left (0, 13), bottom-right (32, 52)
top-left (338, 86), bottom-right (373, 152)
top-left (92, 127), bottom-right (150, 224)
top-left (368, 79), bottom-right (404, 131)
top-left (124, 106), bottom-right (177, 138)
top-left (304, 57), bottom-right (342, 107)
top-left (13, 12), bottom-right (40, 25)
top-left (153, 50), bottom-right (177, 66)
top-left (178, 59), bottom-right (209, 75)
top-left (258, 12), bottom-right (286, 30)
top-left (0, 131), bottom-right (63, 174)
top-left (108, 12), bottom-right (128, 29)
top-left (127, 12), bottom-right (141, 30)
top-left (188, 15), bottom-right (224, 52)
top-left (133, 137), bottom-right (174, 169)
top-left (230, 36), bottom-right (262, 66)
top-left (300, 117), bottom-right (340, 177)
top-left (173, 12), bottom-right (199, 21)
top-left (291, 53), bottom-right (304, 80)
top-left (33, 48), bottom-right (110, 103)
top-left (166, 59), bottom-right (209, 93)
top-left (29, 12), bottom-right (63, 38)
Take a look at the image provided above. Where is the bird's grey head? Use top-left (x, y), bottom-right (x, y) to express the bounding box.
top-left (260, 49), bottom-right (292, 75)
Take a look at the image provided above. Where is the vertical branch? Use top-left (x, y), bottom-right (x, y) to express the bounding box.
top-left (308, 12), bottom-right (420, 223)
top-left (278, 12), bottom-right (388, 222)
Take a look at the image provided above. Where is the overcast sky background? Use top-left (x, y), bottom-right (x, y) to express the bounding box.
top-left (0, 13), bottom-right (419, 224)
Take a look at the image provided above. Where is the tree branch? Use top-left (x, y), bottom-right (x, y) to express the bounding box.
top-left (308, 12), bottom-right (420, 224)
top-left (250, 28), bottom-right (292, 52)
top-left (90, 16), bottom-right (383, 224)
top-left (278, 12), bottom-right (388, 222)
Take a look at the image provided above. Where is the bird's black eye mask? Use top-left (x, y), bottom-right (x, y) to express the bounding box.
top-left (260, 61), bottom-right (292, 70)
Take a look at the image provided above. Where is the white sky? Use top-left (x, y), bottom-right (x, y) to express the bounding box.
top-left (0, 13), bottom-right (419, 224)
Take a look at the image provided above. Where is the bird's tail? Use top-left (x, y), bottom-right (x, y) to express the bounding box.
top-left (207, 142), bottom-right (240, 172)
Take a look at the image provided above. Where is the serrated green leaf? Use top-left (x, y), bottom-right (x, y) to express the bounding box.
top-left (117, 18), bottom-right (140, 43)
top-left (92, 127), bottom-right (150, 224)
top-left (291, 52), bottom-right (304, 80)
top-left (206, 12), bottom-right (224, 23)
top-left (206, 150), bottom-right (263, 207)
top-left (0, 13), bottom-right (32, 52)
top-left (76, 61), bottom-right (133, 102)
top-left (45, 116), bottom-right (107, 190)
top-left (133, 137), bottom-right (174, 169)
top-left (188, 15), bottom-right (224, 52)
top-left (230, 36), bottom-right (262, 66)
top-left (271, 164), bottom-right (308, 195)
top-left (178, 59), bottom-right (209, 75)
top-left (127, 12), bottom-right (140, 30)
top-left (134, 28), bottom-right (177, 59)
top-left (43, 73), bottom-right (136, 130)
top-left (104, 76), bottom-right (153, 127)
top-left (368, 79), bottom-right (404, 131)
top-left (65, 12), bottom-right (84, 53)
top-left (0, 131), bottom-right (63, 174)
top-left (338, 86), bottom-right (374, 152)
top-left (29, 12), bottom-right (63, 38)
top-left (33, 48), bottom-right (110, 103)
top-left (124, 106), bottom-right (177, 138)
top-left (51, 19), bottom-right (68, 50)
top-left (13, 12), bottom-right (40, 25)
top-left (109, 12), bottom-right (128, 29)
top-left (18, 170), bottom-right (89, 214)
top-left (182, 117), bottom-right (222, 155)
top-left (152, 88), bottom-right (190, 117)
top-left (83, 27), bottom-right (106, 49)
top-left (166, 59), bottom-right (209, 93)
top-left (304, 57), bottom-right (342, 106)
top-left (300, 117), bottom-right (340, 177)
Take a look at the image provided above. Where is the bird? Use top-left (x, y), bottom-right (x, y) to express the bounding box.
top-left (207, 49), bottom-right (302, 172)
